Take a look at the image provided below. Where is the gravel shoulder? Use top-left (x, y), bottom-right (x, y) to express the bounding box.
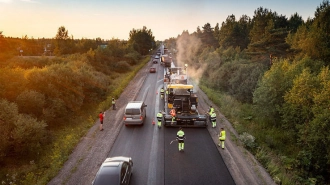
top-left (48, 62), bottom-right (275, 185)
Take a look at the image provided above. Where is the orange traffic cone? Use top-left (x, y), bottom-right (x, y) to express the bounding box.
top-left (152, 118), bottom-right (155, 125)
top-left (156, 91), bottom-right (158, 95)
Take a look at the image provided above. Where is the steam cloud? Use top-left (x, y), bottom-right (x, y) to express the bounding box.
top-left (175, 33), bottom-right (207, 87)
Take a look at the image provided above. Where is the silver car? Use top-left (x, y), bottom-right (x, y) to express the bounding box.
top-left (123, 101), bottom-right (147, 125)
top-left (92, 156), bottom-right (133, 185)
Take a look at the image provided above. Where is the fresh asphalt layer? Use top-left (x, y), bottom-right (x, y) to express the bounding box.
top-left (108, 59), bottom-right (235, 185)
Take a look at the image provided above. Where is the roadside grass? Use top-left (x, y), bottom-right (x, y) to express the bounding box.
top-left (0, 57), bottom-right (150, 185)
top-left (200, 84), bottom-right (297, 185)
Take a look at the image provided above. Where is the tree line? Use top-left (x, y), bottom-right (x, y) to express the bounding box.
top-left (165, 1), bottom-right (330, 184)
top-left (0, 26), bottom-right (155, 183)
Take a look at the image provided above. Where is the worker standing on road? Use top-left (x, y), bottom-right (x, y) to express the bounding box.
top-left (208, 105), bottom-right (214, 115)
top-left (211, 111), bottom-right (217, 128)
top-left (99, 111), bottom-right (105, 131)
top-left (157, 111), bottom-right (163, 128)
top-left (218, 128), bottom-right (226, 149)
top-left (160, 87), bottom-right (165, 99)
top-left (170, 108), bottom-right (176, 124)
top-left (112, 98), bottom-right (116, 110)
top-left (177, 127), bottom-right (186, 151)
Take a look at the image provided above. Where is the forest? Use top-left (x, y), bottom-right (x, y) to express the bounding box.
top-left (0, 26), bottom-right (156, 184)
top-left (163, 1), bottom-right (330, 185)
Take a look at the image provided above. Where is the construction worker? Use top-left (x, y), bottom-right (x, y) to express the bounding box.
top-left (176, 127), bottom-right (186, 151)
top-left (211, 111), bottom-right (217, 128)
top-left (112, 98), bottom-right (116, 110)
top-left (160, 87), bottom-right (165, 99)
top-left (170, 108), bottom-right (176, 123)
top-left (208, 105), bottom-right (214, 114)
top-left (157, 111), bottom-right (163, 128)
top-left (219, 128), bottom-right (226, 149)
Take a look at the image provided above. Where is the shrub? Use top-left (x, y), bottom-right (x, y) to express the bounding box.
top-left (239, 132), bottom-right (256, 149)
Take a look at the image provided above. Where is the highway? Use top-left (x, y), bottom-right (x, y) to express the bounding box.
top-left (108, 57), bottom-right (235, 185)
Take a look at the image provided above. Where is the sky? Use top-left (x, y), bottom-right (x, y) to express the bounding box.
top-left (0, 0), bottom-right (323, 41)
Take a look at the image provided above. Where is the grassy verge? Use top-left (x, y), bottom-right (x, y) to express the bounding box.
top-left (0, 57), bottom-right (150, 185)
top-left (200, 84), bottom-right (296, 185)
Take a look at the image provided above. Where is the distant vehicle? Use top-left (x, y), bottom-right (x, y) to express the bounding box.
top-left (92, 156), bottom-right (133, 185)
top-left (161, 54), bottom-right (171, 67)
top-left (149, 67), bottom-right (156, 73)
top-left (154, 55), bottom-right (160, 59)
top-left (123, 101), bottom-right (147, 125)
top-left (152, 59), bottom-right (158, 64)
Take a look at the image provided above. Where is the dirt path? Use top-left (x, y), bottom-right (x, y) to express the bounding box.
top-left (48, 61), bottom-right (275, 185)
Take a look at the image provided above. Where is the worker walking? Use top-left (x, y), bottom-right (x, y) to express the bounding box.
top-left (112, 98), bottom-right (116, 110)
top-left (211, 111), bottom-right (217, 128)
top-left (177, 127), bottom-right (186, 151)
top-left (157, 111), bottom-right (163, 128)
top-left (218, 128), bottom-right (226, 149)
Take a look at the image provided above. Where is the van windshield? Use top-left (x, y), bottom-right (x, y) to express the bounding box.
top-left (125, 109), bottom-right (141, 115)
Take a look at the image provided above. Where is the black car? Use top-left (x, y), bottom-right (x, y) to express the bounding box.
top-left (152, 59), bottom-right (158, 64)
top-left (92, 156), bottom-right (133, 185)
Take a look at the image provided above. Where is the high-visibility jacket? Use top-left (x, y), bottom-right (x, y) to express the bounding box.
top-left (219, 130), bottom-right (226, 141)
top-left (160, 88), bottom-right (164, 94)
top-left (112, 100), bottom-right (115, 105)
top-left (177, 130), bottom-right (185, 141)
top-left (211, 112), bottom-right (216, 122)
top-left (209, 107), bottom-right (214, 114)
top-left (157, 112), bottom-right (163, 121)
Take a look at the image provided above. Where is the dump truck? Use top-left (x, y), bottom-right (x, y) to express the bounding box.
top-left (161, 54), bottom-right (172, 67)
top-left (162, 84), bottom-right (207, 127)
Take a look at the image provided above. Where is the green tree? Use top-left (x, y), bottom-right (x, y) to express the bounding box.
top-left (200, 23), bottom-right (218, 48)
top-left (247, 8), bottom-right (290, 62)
top-left (16, 90), bottom-right (45, 118)
top-left (12, 114), bottom-right (47, 154)
top-left (53, 26), bottom-right (74, 55)
top-left (253, 59), bottom-right (300, 125)
top-left (288, 12), bottom-right (304, 33)
top-left (128, 26), bottom-right (155, 55)
top-left (287, 1), bottom-right (330, 64)
top-left (0, 68), bottom-right (27, 101)
top-left (0, 99), bottom-right (19, 161)
top-left (219, 15), bottom-right (251, 50)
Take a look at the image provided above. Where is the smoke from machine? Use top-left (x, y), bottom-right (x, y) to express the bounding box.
top-left (175, 33), bottom-right (207, 88)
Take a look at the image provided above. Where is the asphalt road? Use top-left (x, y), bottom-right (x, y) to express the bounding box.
top-left (108, 59), bottom-right (235, 185)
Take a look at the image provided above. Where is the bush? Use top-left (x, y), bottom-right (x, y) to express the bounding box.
top-left (113, 61), bottom-right (131, 73)
top-left (239, 132), bottom-right (256, 149)
top-left (12, 114), bottom-right (47, 154)
top-left (16, 90), bottom-right (45, 118)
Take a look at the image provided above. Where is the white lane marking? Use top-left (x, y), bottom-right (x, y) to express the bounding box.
top-left (147, 84), bottom-right (163, 185)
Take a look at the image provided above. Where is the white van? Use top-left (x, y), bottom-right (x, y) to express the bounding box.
top-left (123, 101), bottom-right (147, 125)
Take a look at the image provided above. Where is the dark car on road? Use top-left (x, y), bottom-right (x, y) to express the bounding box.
top-left (92, 156), bottom-right (133, 185)
top-left (152, 59), bottom-right (158, 64)
top-left (149, 67), bottom-right (156, 73)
